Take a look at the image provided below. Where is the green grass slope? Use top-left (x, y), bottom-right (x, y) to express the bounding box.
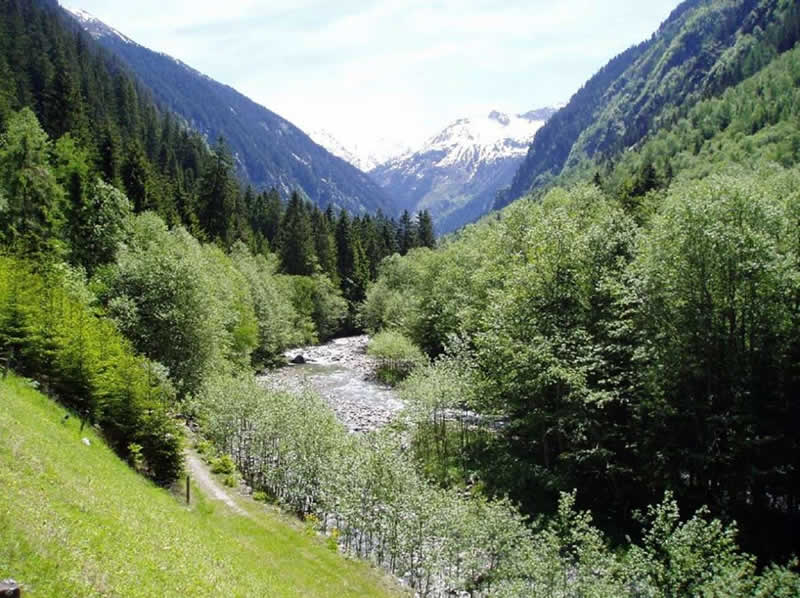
top-left (0, 374), bottom-right (403, 598)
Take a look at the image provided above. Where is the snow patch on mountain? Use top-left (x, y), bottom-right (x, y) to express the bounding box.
top-left (62, 6), bottom-right (136, 44)
top-left (309, 129), bottom-right (410, 173)
top-left (370, 107), bottom-right (560, 233)
top-left (381, 110), bottom-right (551, 175)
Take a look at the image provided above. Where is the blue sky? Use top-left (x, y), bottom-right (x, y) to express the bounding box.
top-left (64, 0), bottom-right (681, 153)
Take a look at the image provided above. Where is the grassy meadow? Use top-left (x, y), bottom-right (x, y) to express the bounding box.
top-left (0, 373), bottom-right (404, 598)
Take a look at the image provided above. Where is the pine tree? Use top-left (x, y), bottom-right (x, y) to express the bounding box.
top-left (311, 206), bottom-right (338, 282)
top-left (121, 140), bottom-right (152, 212)
top-left (398, 210), bottom-right (416, 255)
top-left (378, 213), bottom-right (398, 257)
top-left (416, 210), bottom-right (436, 249)
top-left (262, 188), bottom-right (283, 249)
top-left (335, 211), bottom-right (368, 304)
top-left (197, 138), bottom-right (238, 244)
top-left (278, 191), bottom-right (316, 276)
top-left (0, 108), bottom-right (64, 256)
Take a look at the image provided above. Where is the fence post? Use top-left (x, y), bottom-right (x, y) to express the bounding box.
top-left (186, 474), bottom-right (190, 505)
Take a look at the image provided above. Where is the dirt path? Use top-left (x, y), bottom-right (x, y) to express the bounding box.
top-left (185, 450), bottom-right (249, 517)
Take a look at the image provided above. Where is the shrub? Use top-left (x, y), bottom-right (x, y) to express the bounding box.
top-left (210, 454), bottom-right (236, 475)
top-left (252, 490), bottom-right (270, 503)
top-left (288, 274), bottom-right (347, 343)
top-left (194, 438), bottom-right (213, 456)
top-left (367, 330), bottom-right (426, 385)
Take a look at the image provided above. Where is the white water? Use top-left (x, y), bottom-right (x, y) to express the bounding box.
top-left (258, 336), bottom-right (406, 433)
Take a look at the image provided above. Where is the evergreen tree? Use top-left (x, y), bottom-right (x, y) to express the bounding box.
top-left (0, 108), bottom-right (64, 256)
top-left (121, 140), bottom-right (153, 212)
top-left (97, 121), bottom-right (122, 187)
top-left (335, 211), bottom-right (368, 305)
top-left (197, 138), bottom-right (238, 245)
top-left (378, 212), bottom-right (398, 257)
top-left (311, 206), bottom-right (338, 282)
top-left (278, 191), bottom-right (316, 276)
top-left (262, 188), bottom-right (283, 249)
top-left (416, 210), bottom-right (436, 249)
top-left (398, 209), bottom-right (416, 255)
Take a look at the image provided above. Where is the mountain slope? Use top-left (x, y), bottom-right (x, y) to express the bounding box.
top-left (308, 129), bottom-right (410, 174)
top-left (0, 373), bottom-right (401, 597)
top-left (371, 108), bottom-right (556, 234)
top-left (498, 0), bottom-right (800, 208)
top-left (65, 7), bottom-right (394, 215)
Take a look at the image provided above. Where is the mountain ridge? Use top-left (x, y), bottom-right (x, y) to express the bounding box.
top-left (64, 6), bottom-right (395, 216)
top-left (497, 0), bottom-right (800, 209)
top-left (369, 107), bottom-right (558, 233)
top-left (308, 129), bottom-right (410, 174)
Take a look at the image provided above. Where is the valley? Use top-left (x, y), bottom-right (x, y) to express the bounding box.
top-left (1, 0), bottom-right (800, 595)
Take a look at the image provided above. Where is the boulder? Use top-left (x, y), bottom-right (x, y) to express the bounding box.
top-left (0, 580), bottom-right (20, 597)
top-left (290, 354), bottom-right (306, 365)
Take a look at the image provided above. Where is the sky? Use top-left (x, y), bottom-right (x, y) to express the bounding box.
top-left (63, 0), bottom-right (681, 154)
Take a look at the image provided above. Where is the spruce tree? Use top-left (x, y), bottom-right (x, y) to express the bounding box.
top-left (278, 191), bottom-right (316, 276)
top-left (311, 206), bottom-right (338, 282)
top-left (197, 138), bottom-right (238, 244)
top-left (416, 210), bottom-right (436, 249)
top-left (0, 108), bottom-right (64, 256)
top-left (398, 209), bottom-right (416, 255)
top-left (335, 211), bottom-right (368, 304)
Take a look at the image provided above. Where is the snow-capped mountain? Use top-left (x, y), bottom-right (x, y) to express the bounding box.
top-left (309, 129), bottom-right (410, 174)
top-left (370, 108), bottom-right (559, 233)
top-left (63, 6), bottom-right (393, 216)
top-left (64, 7), bottom-right (136, 44)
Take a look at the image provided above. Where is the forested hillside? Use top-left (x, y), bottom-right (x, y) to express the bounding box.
top-left (0, 0), bottom-right (435, 482)
top-left (497, 0), bottom-right (800, 208)
top-left (363, 41), bottom-right (800, 562)
top-left (65, 8), bottom-right (394, 216)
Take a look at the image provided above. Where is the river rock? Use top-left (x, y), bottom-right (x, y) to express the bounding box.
top-left (0, 580), bottom-right (20, 598)
top-left (260, 336), bottom-right (406, 434)
top-left (290, 354), bottom-right (306, 364)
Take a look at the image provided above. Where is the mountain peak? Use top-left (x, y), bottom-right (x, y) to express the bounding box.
top-left (371, 106), bottom-right (558, 233)
top-left (517, 107), bottom-right (560, 122)
top-left (62, 5), bottom-right (135, 45)
top-left (488, 110), bottom-right (511, 126)
top-left (309, 129), bottom-right (410, 173)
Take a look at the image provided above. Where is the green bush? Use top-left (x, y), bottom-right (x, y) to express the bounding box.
top-left (210, 454), bottom-right (236, 475)
top-left (367, 330), bottom-right (426, 385)
top-left (194, 438), bottom-right (213, 456)
top-left (288, 274), bottom-right (347, 343)
top-left (252, 490), bottom-right (270, 503)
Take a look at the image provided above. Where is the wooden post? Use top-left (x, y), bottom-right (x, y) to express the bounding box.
top-left (186, 474), bottom-right (190, 505)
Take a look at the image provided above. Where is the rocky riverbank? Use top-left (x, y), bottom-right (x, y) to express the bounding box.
top-left (258, 336), bottom-right (406, 433)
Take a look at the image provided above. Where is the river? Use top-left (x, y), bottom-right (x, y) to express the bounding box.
top-left (257, 335), bottom-right (406, 433)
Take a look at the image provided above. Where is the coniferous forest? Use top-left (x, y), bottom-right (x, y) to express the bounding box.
top-left (2, 0), bottom-right (800, 596)
top-left (0, 0), bottom-right (432, 508)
